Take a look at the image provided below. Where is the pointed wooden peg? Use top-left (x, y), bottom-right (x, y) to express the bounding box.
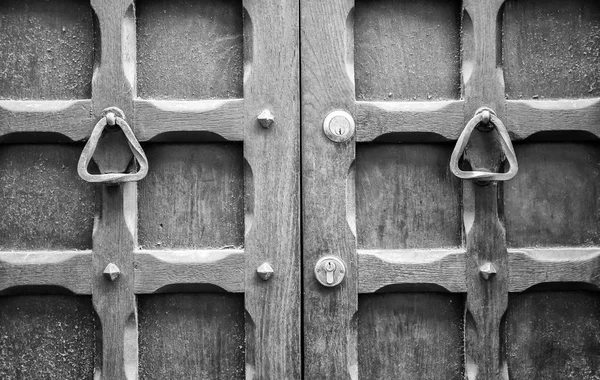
top-left (257, 262), bottom-right (274, 281)
top-left (103, 263), bottom-right (121, 281)
top-left (479, 262), bottom-right (497, 280)
top-left (257, 109), bottom-right (274, 128)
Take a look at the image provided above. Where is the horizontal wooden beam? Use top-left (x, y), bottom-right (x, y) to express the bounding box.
top-left (0, 100), bottom-right (92, 141)
top-left (134, 99), bottom-right (244, 141)
top-left (358, 248), bottom-right (467, 293)
top-left (506, 98), bottom-right (600, 140)
top-left (0, 250), bottom-right (92, 294)
top-left (508, 247), bottom-right (600, 292)
top-left (134, 249), bottom-right (244, 293)
top-left (355, 100), bottom-right (464, 141)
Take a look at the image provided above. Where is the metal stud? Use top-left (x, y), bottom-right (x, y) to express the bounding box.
top-left (257, 109), bottom-right (274, 129)
top-left (479, 262), bottom-right (497, 280)
top-left (103, 263), bottom-right (121, 281)
top-left (257, 262), bottom-right (274, 281)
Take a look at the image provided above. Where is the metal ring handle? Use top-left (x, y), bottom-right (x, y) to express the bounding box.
top-left (78, 110), bottom-right (148, 183)
top-left (449, 108), bottom-right (518, 181)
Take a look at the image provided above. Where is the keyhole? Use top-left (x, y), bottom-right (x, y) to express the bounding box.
top-left (325, 261), bottom-right (336, 284)
top-left (329, 116), bottom-right (348, 137)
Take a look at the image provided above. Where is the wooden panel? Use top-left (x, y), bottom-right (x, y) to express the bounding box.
top-left (506, 292), bottom-right (600, 379)
top-left (504, 143), bottom-right (600, 247)
top-left (0, 295), bottom-right (96, 379)
top-left (138, 293), bottom-right (244, 380)
top-left (356, 144), bottom-right (461, 249)
top-left (503, 0), bottom-right (600, 99)
top-left (138, 144), bottom-right (244, 249)
top-left (136, 0), bottom-right (243, 100)
top-left (0, 0), bottom-right (94, 100)
top-left (355, 0), bottom-right (461, 101)
top-left (358, 293), bottom-right (464, 379)
top-left (0, 145), bottom-right (98, 250)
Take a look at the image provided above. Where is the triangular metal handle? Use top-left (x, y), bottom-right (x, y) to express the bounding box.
top-left (450, 108), bottom-right (518, 181)
top-left (78, 109), bottom-right (148, 184)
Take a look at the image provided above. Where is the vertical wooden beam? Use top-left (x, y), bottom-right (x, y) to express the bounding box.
top-left (462, 1), bottom-right (509, 379)
top-left (243, 0), bottom-right (300, 379)
top-left (89, 1), bottom-right (138, 379)
top-left (301, 0), bottom-right (358, 379)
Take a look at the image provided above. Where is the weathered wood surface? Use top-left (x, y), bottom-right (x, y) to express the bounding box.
top-left (0, 251), bottom-right (92, 294)
top-left (0, 295), bottom-right (96, 380)
top-left (134, 249), bottom-right (244, 293)
top-left (358, 293), bottom-right (464, 380)
top-left (302, 0), bottom-right (357, 378)
top-left (243, 0), bottom-right (300, 378)
top-left (138, 293), bottom-right (245, 380)
top-left (134, 99), bottom-right (244, 141)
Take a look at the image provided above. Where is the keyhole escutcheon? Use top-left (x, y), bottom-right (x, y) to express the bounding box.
top-left (314, 256), bottom-right (346, 287)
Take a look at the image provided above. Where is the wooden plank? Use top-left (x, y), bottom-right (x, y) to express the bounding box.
top-left (356, 100), bottom-right (464, 141)
top-left (506, 99), bottom-right (600, 140)
top-left (134, 249), bottom-right (244, 293)
top-left (134, 99), bottom-right (244, 141)
top-left (138, 293), bottom-right (244, 380)
top-left (508, 248), bottom-right (600, 292)
top-left (0, 251), bottom-right (92, 294)
top-left (301, 0), bottom-right (357, 378)
top-left (136, 0), bottom-right (243, 100)
top-left (0, 295), bottom-right (96, 379)
top-left (244, 0), bottom-right (300, 378)
top-left (0, 100), bottom-right (92, 141)
top-left (358, 249), bottom-right (466, 293)
top-left (462, 1), bottom-right (509, 379)
top-left (0, 0), bottom-right (94, 100)
top-left (358, 293), bottom-right (464, 380)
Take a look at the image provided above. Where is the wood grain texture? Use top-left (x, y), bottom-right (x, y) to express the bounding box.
top-left (0, 144), bottom-right (99, 250)
top-left (354, 0), bottom-right (461, 101)
top-left (503, 0), bottom-right (600, 100)
top-left (358, 249), bottom-right (466, 293)
top-left (243, 0), bottom-right (300, 378)
top-left (358, 293), bottom-right (464, 380)
top-left (133, 99), bottom-right (244, 141)
top-left (0, 100), bottom-right (92, 141)
top-left (134, 249), bottom-right (244, 293)
top-left (0, 251), bottom-right (92, 294)
top-left (0, 0), bottom-right (94, 100)
top-left (356, 144), bottom-right (462, 249)
top-left (136, 0), bottom-right (243, 100)
top-left (138, 293), bottom-right (244, 380)
top-left (356, 100), bottom-right (464, 141)
top-left (301, 0), bottom-right (357, 378)
top-left (506, 292), bottom-right (600, 379)
top-left (504, 143), bottom-right (600, 248)
top-left (508, 248), bottom-right (600, 292)
top-left (92, 184), bottom-right (137, 380)
top-left (0, 296), bottom-right (96, 380)
top-left (138, 144), bottom-right (244, 249)
top-left (506, 99), bottom-right (600, 140)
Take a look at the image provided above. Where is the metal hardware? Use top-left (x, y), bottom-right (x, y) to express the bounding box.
top-left (314, 256), bottom-right (346, 287)
top-left (258, 109), bottom-right (274, 128)
top-left (103, 263), bottom-right (121, 281)
top-left (257, 262), bottom-right (274, 281)
top-left (479, 262), bottom-right (497, 280)
top-left (449, 107), bottom-right (518, 181)
top-left (323, 110), bottom-right (355, 143)
top-left (78, 107), bottom-right (149, 184)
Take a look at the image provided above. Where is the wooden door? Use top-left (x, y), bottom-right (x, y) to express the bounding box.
top-left (302, 0), bottom-right (600, 379)
top-left (0, 0), bottom-right (299, 379)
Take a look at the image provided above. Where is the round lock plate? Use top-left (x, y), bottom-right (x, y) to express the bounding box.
top-left (323, 110), bottom-right (355, 143)
top-left (314, 256), bottom-right (346, 287)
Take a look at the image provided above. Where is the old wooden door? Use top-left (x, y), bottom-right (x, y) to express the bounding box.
top-left (302, 0), bottom-right (600, 379)
top-left (0, 0), bottom-right (299, 379)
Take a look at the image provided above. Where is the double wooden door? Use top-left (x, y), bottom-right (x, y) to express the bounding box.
top-left (1, 0), bottom-right (599, 379)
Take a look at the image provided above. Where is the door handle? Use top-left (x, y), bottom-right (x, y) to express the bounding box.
top-left (449, 107), bottom-right (518, 181)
